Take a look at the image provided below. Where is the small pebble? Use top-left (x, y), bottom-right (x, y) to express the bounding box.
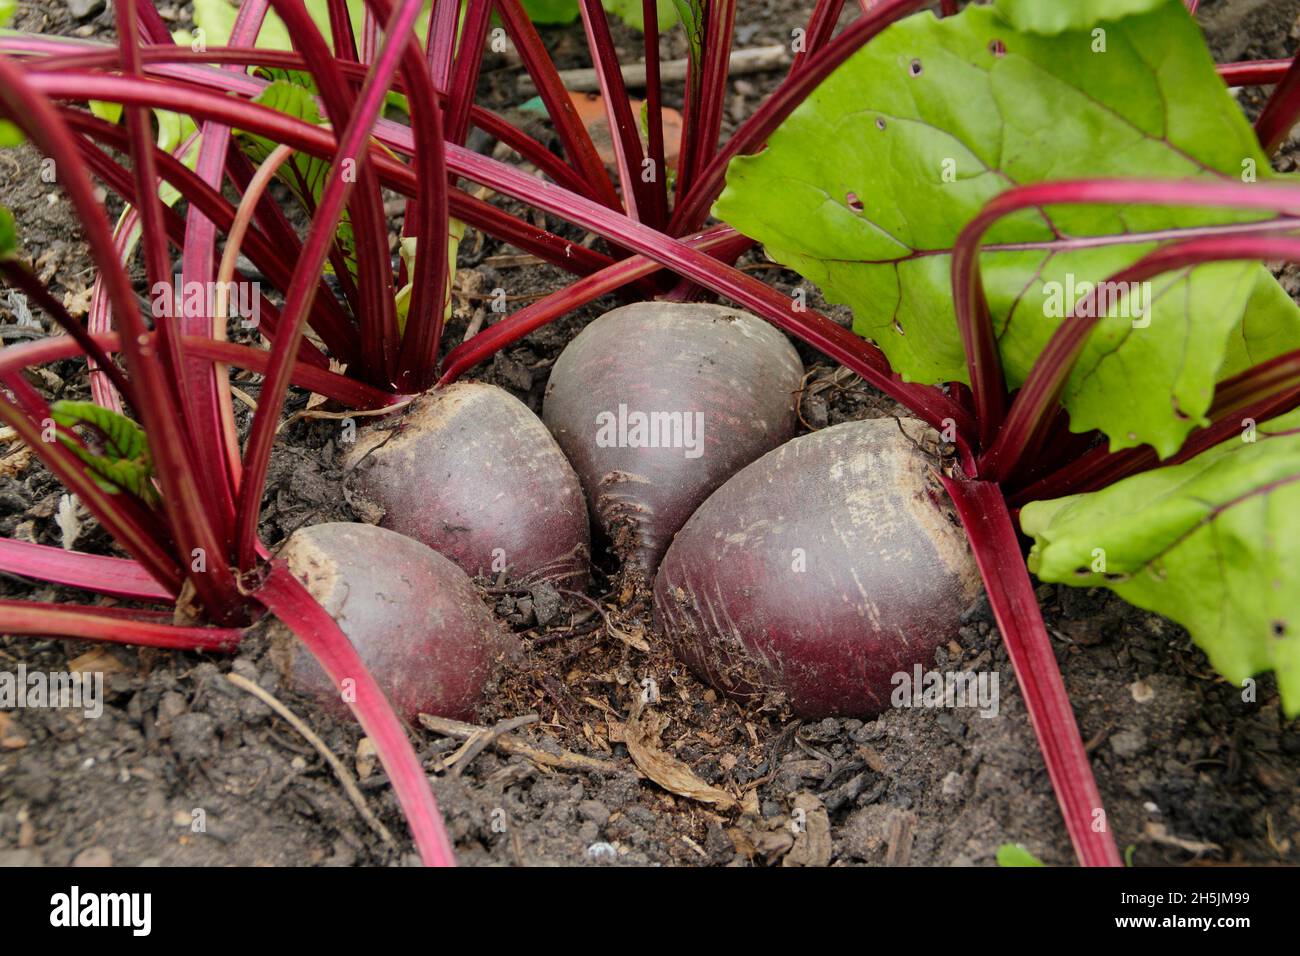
top-left (1129, 679), bottom-right (1155, 704)
top-left (68, 0), bottom-right (106, 21)
top-left (577, 800), bottom-right (610, 827)
top-left (941, 771), bottom-right (965, 798)
top-left (1109, 729), bottom-right (1146, 758)
top-left (73, 846), bottom-right (112, 867)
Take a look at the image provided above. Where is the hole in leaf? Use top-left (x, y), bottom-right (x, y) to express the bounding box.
top-left (1074, 567), bottom-right (1091, 577)
top-left (875, 116), bottom-right (887, 131)
top-left (989, 38), bottom-right (1007, 57)
top-left (908, 58), bottom-right (923, 76)
top-left (845, 192), bottom-right (864, 212)
top-left (1272, 620), bottom-right (1287, 638)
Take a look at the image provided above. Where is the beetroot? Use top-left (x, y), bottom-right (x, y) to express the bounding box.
top-left (543, 301), bottom-right (803, 577)
top-left (653, 418), bottom-right (982, 718)
top-left (270, 522), bottom-right (510, 723)
top-left (344, 381), bottom-right (590, 588)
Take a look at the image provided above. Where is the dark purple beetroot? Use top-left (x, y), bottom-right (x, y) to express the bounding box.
top-left (543, 302), bottom-right (803, 578)
top-left (344, 381), bottom-right (589, 588)
top-left (653, 419), bottom-right (981, 718)
top-left (270, 522), bottom-right (510, 723)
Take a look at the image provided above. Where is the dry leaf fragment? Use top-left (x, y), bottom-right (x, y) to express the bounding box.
top-left (885, 809), bottom-right (916, 866)
top-left (61, 286), bottom-right (93, 318)
top-left (606, 717), bottom-right (627, 744)
top-left (625, 705), bottom-right (737, 811)
top-left (607, 619), bottom-right (650, 653)
top-left (68, 646), bottom-right (128, 675)
top-left (726, 827), bottom-right (756, 859)
top-left (753, 828), bottom-right (795, 857)
top-left (857, 744), bottom-right (887, 773)
top-left (0, 712), bottom-right (29, 750)
top-left (0, 445), bottom-right (32, 478)
top-left (782, 792), bottom-right (832, 867)
top-left (1143, 822), bottom-right (1221, 857)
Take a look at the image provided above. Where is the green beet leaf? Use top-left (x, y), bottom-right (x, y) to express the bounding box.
top-left (672, 0), bottom-right (704, 92)
top-left (996, 843), bottom-right (1045, 866)
top-left (0, 205), bottom-right (15, 259)
top-left (192, 0), bottom-right (433, 53)
top-left (604, 0), bottom-right (678, 32)
top-left (993, 0), bottom-right (1167, 34)
top-left (394, 218), bottom-right (465, 333)
top-left (236, 79), bottom-right (358, 280)
top-left (1219, 268), bottom-right (1300, 380)
top-left (521, 0), bottom-right (579, 24)
top-left (50, 401), bottom-right (158, 506)
top-left (715, 0), bottom-right (1300, 458)
top-left (0, 118), bottom-right (21, 148)
top-left (1022, 406), bottom-right (1300, 715)
top-left (521, 0), bottom-right (678, 31)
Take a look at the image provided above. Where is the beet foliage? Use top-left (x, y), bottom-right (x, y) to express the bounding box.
top-left (716, 0), bottom-right (1300, 716)
top-left (713, 0), bottom-right (1300, 864)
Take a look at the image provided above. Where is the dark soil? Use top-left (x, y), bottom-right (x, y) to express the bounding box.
top-left (1, 0), bottom-right (1298, 869)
